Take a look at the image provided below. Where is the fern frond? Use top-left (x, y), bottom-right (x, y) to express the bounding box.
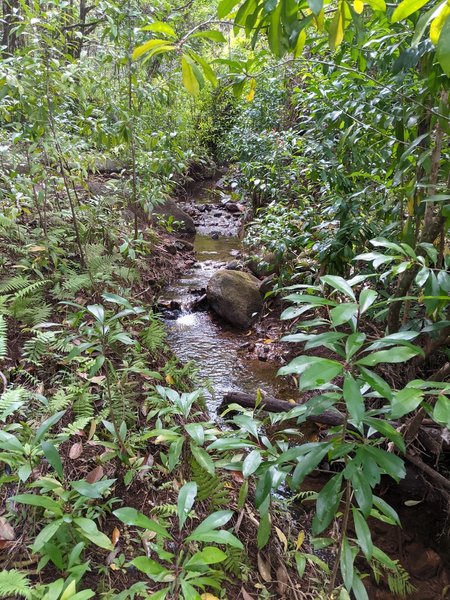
top-left (22, 331), bottom-right (55, 365)
top-left (223, 546), bottom-right (248, 579)
top-left (150, 504), bottom-right (177, 517)
top-left (0, 387), bottom-right (27, 421)
top-left (0, 315), bottom-right (7, 359)
top-left (140, 314), bottom-right (166, 355)
top-left (30, 303), bottom-right (53, 326)
top-left (190, 458), bottom-right (230, 507)
top-left (62, 272), bottom-right (92, 294)
top-left (14, 280), bottom-right (48, 299)
top-left (0, 569), bottom-right (32, 599)
top-left (0, 275), bottom-right (30, 294)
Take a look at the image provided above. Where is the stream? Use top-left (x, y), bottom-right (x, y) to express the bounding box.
top-left (159, 180), bottom-right (288, 415)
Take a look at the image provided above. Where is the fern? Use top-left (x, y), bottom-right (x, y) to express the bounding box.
top-left (14, 280), bottom-right (48, 299)
top-left (63, 416), bottom-right (93, 435)
top-left (0, 569), bottom-right (32, 599)
top-left (62, 272), bottom-right (92, 294)
top-left (0, 387), bottom-right (27, 421)
top-left (73, 386), bottom-right (95, 419)
top-left (48, 388), bottom-right (73, 413)
top-left (22, 331), bottom-right (55, 364)
top-left (150, 504), bottom-right (178, 518)
top-left (140, 313), bottom-right (166, 355)
top-left (386, 561), bottom-right (416, 598)
top-left (190, 458), bottom-right (230, 506)
top-left (0, 275), bottom-right (31, 294)
top-left (0, 315), bottom-right (7, 359)
top-left (223, 546), bottom-right (249, 580)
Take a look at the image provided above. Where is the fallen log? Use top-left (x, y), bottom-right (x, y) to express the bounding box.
top-left (221, 391), bottom-right (345, 427)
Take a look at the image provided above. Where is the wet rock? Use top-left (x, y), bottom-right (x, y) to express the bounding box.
top-left (211, 232), bottom-right (220, 240)
top-left (225, 260), bottom-right (243, 271)
top-left (229, 249), bottom-right (241, 258)
top-left (152, 199), bottom-right (196, 237)
top-left (198, 205), bottom-right (206, 212)
top-left (259, 274), bottom-right (276, 296)
top-left (207, 269), bottom-right (263, 329)
top-left (165, 243), bottom-right (177, 255)
top-left (175, 239), bottom-right (194, 251)
top-left (225, 202), bottom-right (241, 213)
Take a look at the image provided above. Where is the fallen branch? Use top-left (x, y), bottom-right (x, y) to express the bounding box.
top-left (405, 452), bottom-right (450, 500)
top-left (221, 391), bottom-right (345, 427)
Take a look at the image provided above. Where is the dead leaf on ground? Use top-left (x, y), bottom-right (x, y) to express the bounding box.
top-left (296, 530), bottom-right (305, 550)
top-left (0, 517), bottom-right (15, 541)
top-left (241, 588), bottom-right (255, 600)
top-left (200, 595), bottom-right (220, 600)
top-left (275, 526), bottom-right (288, 552)
top-left (85, 465), bottom-right (104, 483)
top-left (111, 527), bottom-right (120, 546)
top-left (276, 564), bottom-right (289, 596)
top-left (257, 552), bottom-right (272, 582)
top-left (69, 442), bottom-right (83, 460)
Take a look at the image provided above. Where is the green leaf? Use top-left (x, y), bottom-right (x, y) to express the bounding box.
top-left (359, 366), bottom-right (393, 400)
top-left (13, 493), bottom-right (62, 515)
top-left (351, 469), bottom-right (373, 517)
top-left (141, 22), bottom-right (177, 38)
top-left (218, 0), bottom-right (242, 18)
top-left (352, 572), bottom-right (370, 600)
top-left (352, 508), bottom-right (373, 559)
top-left (363, 446), bottom-right (406, 480)
top-left (357, 347), bottom-right (422, 366)
top-left (391, 387), bottom-right (424, 418)
top-left (366, 0), bottom-right (386, 10)
top-left (372, 496), bottom-right (400, 525)
top-left (113, 507), bottom-right (172, 539)
top-left (330, 303), bottom-right (359, 326)
top-left (359, 289), bottom-right (378, 314)
top-left (307, 0), bottom-right (323, 15)
top-left (392, 0), bottom-right (432, 22)
top-left (321, 275), bottom-right (356, 300)
top-left (87, 304), bottom-right (105, 323)
top-left (74, 517), bottom-right (113, 550)
top-left (312, 473), bottom-right (343, 534)
top-left (190, 510), bottom-right (233, 534)
top-left (35, 410), bottom-right (66, 442)
top-left (184, 423), bottom-right (205, 445)
top-left (177, 481), bottom-right (197, 531)
top-left (343, 374), bottom-right (364, 424)
top-left (301, 359), bottom-right (343, 389)
top-left (295, 552), bottom-right (306, 577)
top-left (243, 449), bottom-right (262, 477)
top-left (131, 557), bottom-right (171, 581)
top-left (340, 536), bottom-right (354, 590)
top-left (188, 51), bottom-right (218, 87)
top-left (257, 512), bottom-right (271, 549)
top-left (192, 30), bottom-right (227, 42)
top-left (364, 418), bottom-right (406, 453)
top-left (41, 441), bottom-right (63, 480)
top-left (182, 55), bottom-right (200, 96)
top-left (71, 478), bottom-right (116, 499)
top-left (433, 395), bottom-right (450, 427)
top-left (292, 444), bottom-right (331, 489)
top-left (32, 519), bottom-right (63, 552)
top-left (190, 444), bottom-right (215, 476)
top-left (436, 16), bottom-right (450, 75)
top-left (187, 529), bottom-right (243, 548)
top-left (345, 332), bottom-right (366, 360)
top-left (185, 547), bottom-right (227, 570)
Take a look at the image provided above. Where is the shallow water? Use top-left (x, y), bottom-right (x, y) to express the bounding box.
top-left (161, 197), bottom-right (287, 415)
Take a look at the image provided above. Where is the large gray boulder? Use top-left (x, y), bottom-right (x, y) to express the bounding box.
top-left (207, 269), bottom-right (263, 329)
top-left (152, 199), bottom-right (196, 237)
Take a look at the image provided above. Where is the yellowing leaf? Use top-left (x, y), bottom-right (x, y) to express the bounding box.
top-left (165, 374), bottom-right (174, 385)
top-left (288, 399), bottom-right (297, 405)
top-left (257, 552), bottom-right (272, 582)
top-left (314, 9), bottom-right (325, 30)
top-left (407, 196), bottom-right (415, 216)
top-left (295, 29), bottom-right (307, 56)
top-left (329, 3), bottom-right (345, 51)
top-left (132, 39), bottom-right (171, 60)
top-left (353, 0), bottom-right (364, 12)
top-left (275, 526), bottom-right (288, 552)
top-left (430, 4), bottom-right (450, 44)
top-left (60, 580), bottom-right (76, 600)
top-left (246, 78), bottom-right (256, 102)
top-left (201, 595), bottom-right (220, 600)
top-left (182, 55), bottom-right (200, 96)
top-left (392, 0), bottom-right (430, 23)
top-left (296, 530), bottom-right (305, 550)
top-left (29, 245), bottom-right (46, 252)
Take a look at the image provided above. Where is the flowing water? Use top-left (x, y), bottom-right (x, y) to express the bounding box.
top-left (160, 184), bottom-right (287, 415)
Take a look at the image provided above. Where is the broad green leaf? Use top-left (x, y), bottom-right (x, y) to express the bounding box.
top-left (340, 536), bottom-right (354, 590)
top-left (184, 423), bottom-right (205, 445)
top-left (391, 387), bottom-right (424, 418)
top-left (185, 547), bottom-right (227, 569)
top-left (357, 346), bottom-right (421, 366)
top-left (41, 441), bottom-right (63, 480)
top-left (301, 359), bottom-right (343, 389)
top-left (352, 508), bottom-right (373, 558)
top-left (182, 56), bottom-right (200, 95)
top-left (113, 508), bottom-right (172, 539)
top-left (292, 445), bottom-right (331, 488)
top-left (359, 366), bottom-right (393, 400)
top-left (192, 30), bottom-right (227, 42)
top-left (312, 473), bottom-right (343, 534)
top-left (243, 449), bottom-right (262, 477)
top-left (187, 529), bottom-right (243, 548)
top-left (364, 418), bottom-right (406, 453)
top-left (366, 0), bottom-right (386, 9)
top-left (218, 0), bottom-right (242, 18)
top-left (0, 430), bottom-right (24, 452)
top-left (330, 303), bottom-right (358, 326)
top-left (352, 573), bottom-right (370, 600)
top-left (188, 51), bottom-right (218, 87)
top-left (372, 496), bottom-right (400, 525)
top-left (307, 0), bottom-right (323, 14)
top-left (71, 478), bottom-right (116, 499)
top-left (177, 481), bottom-right (197, 530)
top-left (131, 556), bottom-right (171, 581)
top-left (392, 0), bottom-right (431, 22)
top-left (190, 510), bottom-right (233, 534)
top-left (35, 410), bottom-right (66, 442)
top-left (345, 332), bottom-right (366, 360)
top-left (190, 444), bottom-right (215, 476)
top-left (359, 289), bottom-right (378, 314)
top-left (321, 275), bottom-right (356, 300)
top-left (433, 395), bottom-right (450, 427)
top-left (87, 304), bottom-right (104, 323)
top-left (13, 493), bottom-right (62, 515)
top-left (363, 446), bottom-right (406, 481)
top-left (32, 519), bottom-right (63, 552)
top-left (74, 517), bottom-right (113, 550)
top-left (141, 22), bottom-right (177, 38)
top-left (343, 374), bottom-right (364, 424)
top-left (436, 15), bottom-right (450, 75)
top-left (412, 0), bottom-right (447, 45)
top-left (257, 512), bottom-right (271, 549)
top-left (351, 469), bottom-right (373, 517)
